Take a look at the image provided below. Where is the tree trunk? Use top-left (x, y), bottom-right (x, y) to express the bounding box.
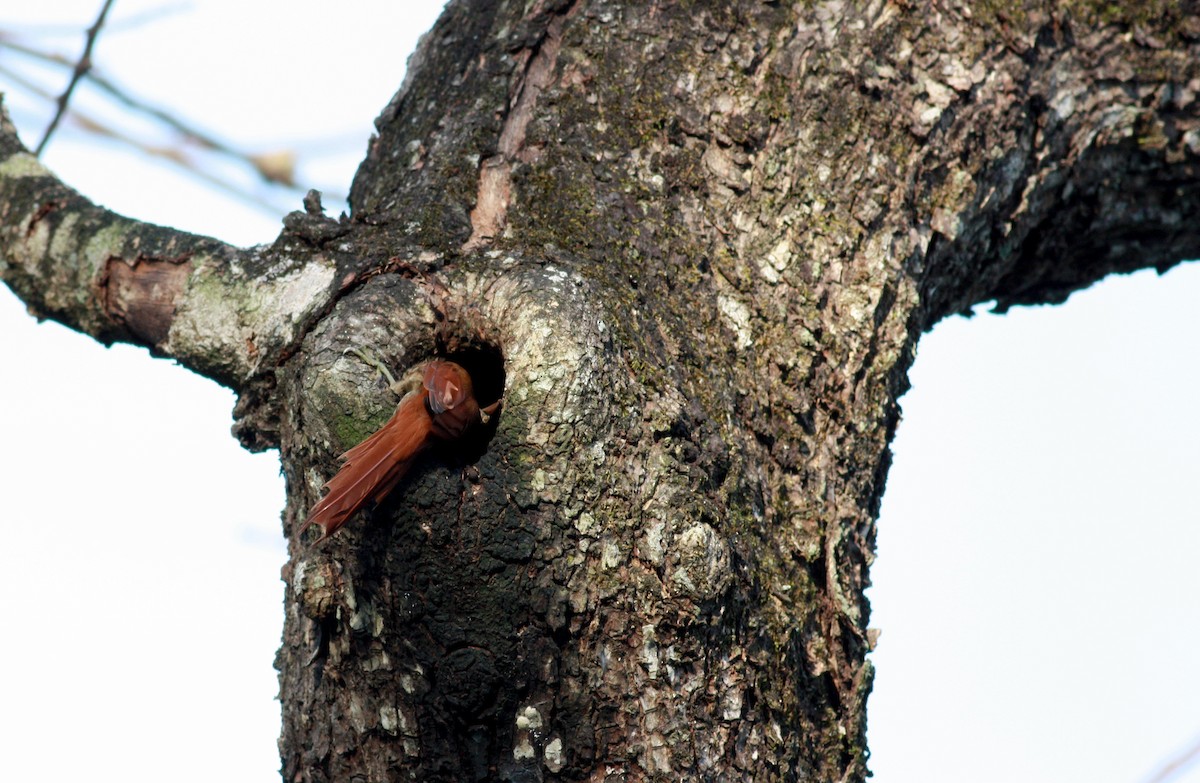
top-left (3, 2), bottom-right (1199, 781)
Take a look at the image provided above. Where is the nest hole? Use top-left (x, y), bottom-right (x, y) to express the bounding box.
top-left (441, 341), bottom-right (505, 412)
top-left (429, 337), bottom-right (505, 462)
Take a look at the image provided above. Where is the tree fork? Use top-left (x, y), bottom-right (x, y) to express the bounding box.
top-left (3, 2), bottom-right (1200, 781)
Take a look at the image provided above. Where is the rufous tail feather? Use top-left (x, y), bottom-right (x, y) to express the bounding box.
top-left (300, 390), bottom-right (433, 540)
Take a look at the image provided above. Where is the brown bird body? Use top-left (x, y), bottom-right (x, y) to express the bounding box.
top-left (300, 360), bottom-right (489, 540)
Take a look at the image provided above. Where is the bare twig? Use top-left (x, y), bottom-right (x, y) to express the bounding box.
top-left (1141, 734), bottom-right (1200, 783)
top-left (35, 0), bottom-right (116, 156)
top-left (85, 69), bottom-right (246, 159)
top-left (0, 62), bottom-right (291, 216)
top-left (4, 35), bottom-right (300, 189)
top-left (2, 8), bottom-right (349, 213)
top-left (68, 113), bottom-right (296, 214)
top-left (100, 2), bottom-right (191, 34)
top-left (0, 63), bottom-right (56, 102)
top-left (1, 3), bottom-right (186, 37)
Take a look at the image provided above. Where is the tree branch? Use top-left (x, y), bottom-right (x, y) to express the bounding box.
top-left (34, 0), bottom-right (115, 156)
top-left (907, 16), bottom-right (1200, 324)
top-left (0, 98), bottom-right (337, 392)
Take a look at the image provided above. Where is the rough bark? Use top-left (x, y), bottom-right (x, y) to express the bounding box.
top-left (2, 1), bottom-right (1199, 781)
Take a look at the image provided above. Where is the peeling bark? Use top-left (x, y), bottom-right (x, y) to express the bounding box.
top-left (3, 1), bottom-right (1200, 781)
top-left (100, 253), bottom-right (194, 345)
top-left (464, 2), bottom-right (578, 250)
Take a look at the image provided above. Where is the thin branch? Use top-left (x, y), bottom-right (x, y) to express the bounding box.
top-left (85, 69), bottom-right (249, 162)
top-left (2, 3), bottom-right (187, 37)
top-left (1142, 734), bottom-right (1200, 783)
top-left (3, 35), bottom-right (302, 190)
top-left (0, 62), bottom-right (292, 217)
top-left (68, 112), bottom-right (297, 215)
top-left (98, 2), bottom-right (191, 34)
top-left (0, 63), bottom-right (57, 103)
top-left (34, 0), bottom-right (116, 156)
top-left (1, 34), bottom-right (230, 153)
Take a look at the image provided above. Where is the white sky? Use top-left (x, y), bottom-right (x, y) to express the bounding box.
top-left (0, 3), bottom-right (1197, 782)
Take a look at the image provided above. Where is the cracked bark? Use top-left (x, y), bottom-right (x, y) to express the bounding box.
top-left (3, 2), bottom-right (1199, 781)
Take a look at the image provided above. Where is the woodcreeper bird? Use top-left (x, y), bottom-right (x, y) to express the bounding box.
top-left (300, 359), bottom-right (497, 540)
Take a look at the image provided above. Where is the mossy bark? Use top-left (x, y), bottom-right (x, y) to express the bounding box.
top-left (3, 1), bottom-right (1200, 781)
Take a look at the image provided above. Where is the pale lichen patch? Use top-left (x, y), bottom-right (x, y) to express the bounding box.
top-left (600, 539), bottom-right (624, 569)
top-left (379, 705), bottom-right (400, 735)
top-left (516, 705), bottom-right (543, 730)
top-left (349, 695), bottom-right (368, 734)
top-left (640, 624), bottom-right (660, 680)
top-left (513, 704), bottom-right (544, 761)
top-left (169, 256), bottom-right (335, 380)
top-left (671, 522), bottom-right (732, 601)
top-left (544, 737), bottom-right (565, 772)
top-left (82, 222), bottom-right (132, 276)
top-left (717, 293), bottom-right (753, 349)
top-left (0, 150), bottom-right (53, 179)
